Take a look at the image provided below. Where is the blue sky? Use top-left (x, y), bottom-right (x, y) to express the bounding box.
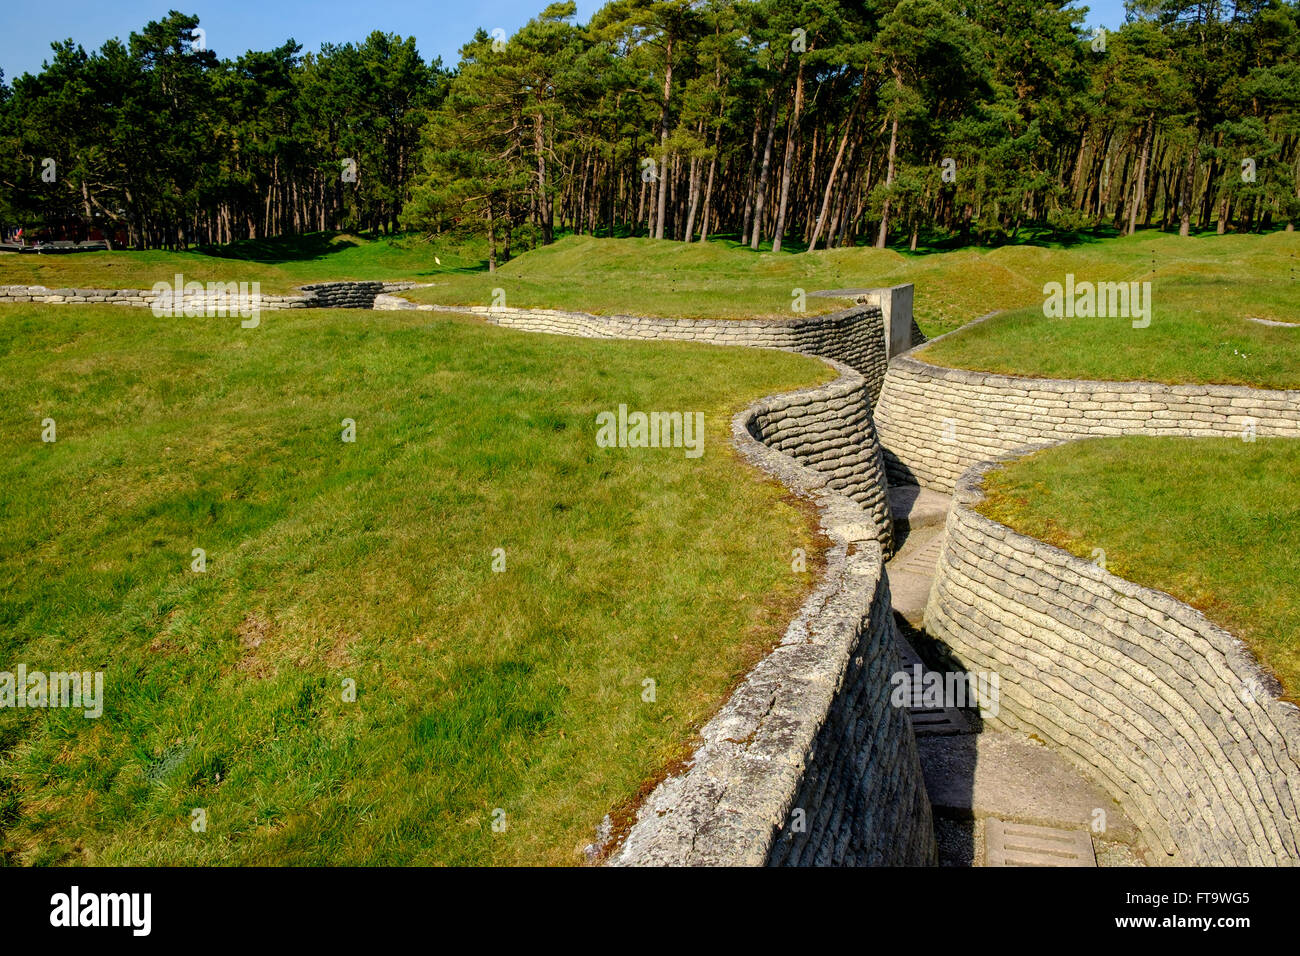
top-left (0, 0), bottom-right (1132, 81)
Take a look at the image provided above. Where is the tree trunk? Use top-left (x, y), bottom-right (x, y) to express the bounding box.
top-left (684, 152), bottom-right (702, 242)
top-left (750, 53), bottom-right (789, 249)
top-left (1127, 113), bottom-right (1154, 236)
top-left (653, 37), bottom-right (675, 240)
top-left (809, 74), bottom-right (866, 252)
top-left (740, 109), bottom-right (761, 240)
top-left (700, 121), bottom-right (721, 242)
top-left (876, 109), bottom-right (899, 249)
top-left (1178, 136), bottom-right (1198, 237)
top-left (772, 56), bottom-right (806, 252)
top-left (750, 88), bottom-right (782, 249)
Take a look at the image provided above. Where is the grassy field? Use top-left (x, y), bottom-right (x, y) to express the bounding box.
top-left (3, 229), bottom-right (1295, 865)
top-left (8, 229), bottom-right (1296, 347)
top-left (0, 302), bottom-right (832, 865)
top-left (978, 437), bottom-right (1300, 700)
top-left (399, 231), bottom-right (1300, 391)
top-left (401, 230), bottom-right (1299, 339)
top-left (917, 231), bottom-right (1300, 389)
top-left (0, 233), bottom-right (482, 295)
top-left (405, 235), bottom-right (867, 319)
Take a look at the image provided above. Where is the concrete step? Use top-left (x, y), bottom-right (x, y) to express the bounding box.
top-left (884, 484), bottom-right (1146, 867)
top-left (935, 816), bottom-right (1147, 867)
top-left (888, 484), bottom-right (951, 535)
top-left (892, 531), bottom-right (945, 577)
top-left (885, 525), bottom-right (945, 625)
top-left (894, 637), bottom-right (971, 736)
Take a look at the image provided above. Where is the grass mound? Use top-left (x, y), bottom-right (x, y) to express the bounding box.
top-left (406, 231), bottom-right (1298, 349)
top-left (914, 231), bottom-right (1300, 389)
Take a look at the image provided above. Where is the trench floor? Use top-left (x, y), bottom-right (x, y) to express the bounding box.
top-left (885, 486), bottom-right (1148, 867)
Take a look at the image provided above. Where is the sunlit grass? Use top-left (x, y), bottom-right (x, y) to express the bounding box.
top-left (0, 232), bottom-right (481, 294)
top-left (7, 229), bottom-right (1295, 354)
top-left (978, 437), bottom-right (1300, 699)
top-left (0, 302), bottom-right (831, 865)
top-left (402, 230), bottom-right (1299, 341)
top-left (916, 231), bottom-right (1300, 389)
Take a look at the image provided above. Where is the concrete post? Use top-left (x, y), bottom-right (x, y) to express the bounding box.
top-left (861, 284), bottom-right (915, 359)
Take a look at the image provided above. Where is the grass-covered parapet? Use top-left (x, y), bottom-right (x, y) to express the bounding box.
top-left (977, 436), bottom-right (1300, 699)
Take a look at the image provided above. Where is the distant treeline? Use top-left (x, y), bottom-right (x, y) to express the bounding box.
top-left (1, 1), bottom-right (1298, 260)
top-left (0, 12), bottom-right (440, 248)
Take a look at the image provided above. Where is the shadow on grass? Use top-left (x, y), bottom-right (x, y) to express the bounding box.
top-left (662, 223), bottom-right (1280, 259)
top-left (198, 232), bottom-right (357, 263)
top-left (888, 225), bottom-right (1127, 257)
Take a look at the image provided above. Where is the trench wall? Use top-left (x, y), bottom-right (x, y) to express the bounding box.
top-left (0, 280), bottom-right (422, 311)
top-left (925, 455), bottom-right (1300, 865)
top-left (875, 354), bottom-right (1300, 493)
top-left (610, 362), bottom-right (935, 866)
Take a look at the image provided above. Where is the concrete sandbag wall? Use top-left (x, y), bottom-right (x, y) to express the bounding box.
top-left (925, 454), bottom-right (1300, 865)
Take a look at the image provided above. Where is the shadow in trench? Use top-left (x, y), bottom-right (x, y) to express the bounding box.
top-left (893, 610), bottom-right (984, 867)
top-left (893, 607), bottom-right (1147, 867)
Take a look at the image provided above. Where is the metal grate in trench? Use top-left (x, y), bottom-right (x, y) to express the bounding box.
top-left (908, 705), bottom-right (969, 735)
top-left (985, 819), bottom-right (1097, 867)
top-left (895, 637), bottom-right (970, 736)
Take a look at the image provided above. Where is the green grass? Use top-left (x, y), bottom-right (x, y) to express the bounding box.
top-left (8, 228), bottom-right (1295, 359)
top-left (0, 232), bottom-right (481, 294)
top-left (915, 231), bottom-right (1300, 389)
top-left (406, 235), bottom-right (865, 319)
top-left (977, 437), bottom-right (1300, 700)
top-left (0, 302), bottom-right (833, 865)
top-left (400, 230), bottom-right (1299, 340)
